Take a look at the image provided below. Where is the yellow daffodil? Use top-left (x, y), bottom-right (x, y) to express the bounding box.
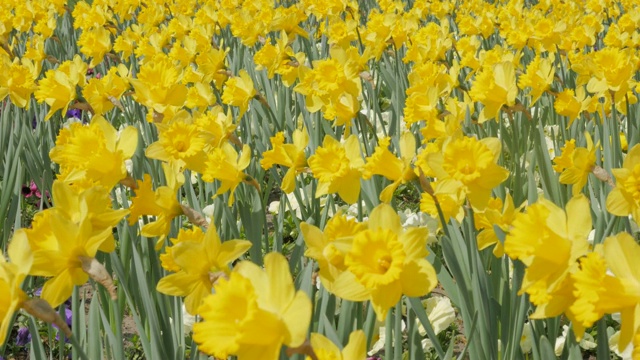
top-left (193, 106), bottom-right (237, 149)
top-left (21, 180), bottom-right (125, 307)
top-left (473, 193), bottom-right (518, 257)
top-left (77, 26), bottom-right (112, 68)
top-left (129, 55), bottom-right (188, 121)
top-left (607, 144), bottom-right (640, 222)
top-left (294, 46), bottom-right (363, 126)
top-left (82, 66), bottom-right (130, 115)
top-left (403, 22), bottom-right (452, 64)
top-left (49, 116), bottom-right (138, 190)
top-left (260, 129), bottom-right (309, 193)
top-left (364, 133), bottom-right (417, 203)
top-left (193, 252), bottom-right (312, 359)
top-left (0, 231), bottom-right (32, 344)
top-left (586, 47), bottom-right (634, 102)
top-left (48, 181), bottom-right (128, 253)
top-left (518, 55), bottom-right (555, 105)
top-left (301, 213), bottom-right (367, 293)
top-left (308, 135), bottom-right (364, 204)
top-left (128, 165), bottom-right (184, 246)
top-left (309, 330), bottom-right (366, 360)
top-left (156, 224), bottom-right (251, 314)
top-left (553, 87), bottom-right (597, 126)
top-left (34, 70), bottom-right (77, 120)
top-left (0, 57), bottom-right (38, 109)
top-left (426, 136), bottom-right (509, 211)
top-left (419, 179), bottom-right (466, 226)
top-left (254, 31), bottom-right (305, 87)
top-left (145, 115), bottom-right (208, 173)
top-left (221, 69), bottom-right (256, 118)
top-left (404, 86), bottom-right (441, 128)
top-left (331, 204), bottom-right (437, 320)
top-left (159, 227), bottom-right (205, 273)
top-left (553, 134), bottom-right (597, 196)
top-left (414, 141), bottom-right (443, 179)
top-left (571, 232), bottom-right (640, 348)
top-left (202, 142), bottom-right (253, 205)
top-left (195, 46), bottom-right (229, 89)
top-left (469, 62), bottom-right (517, 122)
top-left (504, 195), bottom-right (591, 321)
top-left (27, 210), bottom-right (113, 307)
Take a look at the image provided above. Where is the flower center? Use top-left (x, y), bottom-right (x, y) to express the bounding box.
top-left (377, 256), bottom-right (392, 273)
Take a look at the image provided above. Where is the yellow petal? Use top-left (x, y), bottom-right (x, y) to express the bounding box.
top-left (401, 227), bottom-right (429, 260)
top-left (370, 281), bottom-right (403, 321)
top-left (117, 126), bottom-right (139, 158)
top-left (606, 188), bottom-right (632, 216)
top-left (379, 181), bottom-right (400, 203)
top-left (604, 233), bottom-right (640, 285)
top-left (342, 330), bottom-right (367, 359)
top-left (400, 260), bottom-right (437, 297)
top-left (156, 272), bottom-right (194, 298)
top-left (42, 269), bottom-right (86, 308)
top-left (7, 230), bottom-right (33, 274)
top-left (281, 167), bottom-right (297, 194)
top-left (264, 252), bottom-right (295, 313)
top-left (331, 271), bottom-right (370, 302)
top-left (216, 240), bottom-right (252, 268)
top-left (368, 203), bottom-right (402, 234)
top-left (336, 169), bottom-right (361, 204)
top-left (282, 291), bottom-right (312, 347)
top-left (310, 333), bottom-right (341, 358)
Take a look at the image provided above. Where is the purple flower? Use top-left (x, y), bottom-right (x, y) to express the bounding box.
top-left (53, 307), bottom-right (73, 342)
top-left (66, 108), bottom-right (82, 119)
top-left (16, 327), bottom-right (31, 346)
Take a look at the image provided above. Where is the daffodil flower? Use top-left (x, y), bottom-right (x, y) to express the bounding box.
top-left (308, 135), bottom-right (364, 204)
top-left (260, 128), bottom-right (309, 193)
top-left (0, 231), bottom-right (32, 344)
top-left (364, 132), bottom-right (417, 203)
top-left (193, 252), bottom-right (312, 359)
top-left (331, 204), bottom-right (438, 320)
top-left (156, 224), bottom-right (251, 314)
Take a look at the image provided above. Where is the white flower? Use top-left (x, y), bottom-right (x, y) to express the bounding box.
top-left (268, 184), bottom-right (322, 219)
top-left (285, 193), bottom-right (303, 219)
top-left (124, 159), bottom-right (133, 174)
top-left (422, 338), bottom-right (434, 352)
top-left (190, 171), bottom-right (198, 184)
top-left (554, 333), bottom-right (565, 356)
top-left (612, 312), bottom-right (621, 323)
top-left (267, 200), bottom-right (280, 214)
top-left (609, 330), bottom-right (633, 360)
top-left (520, 322), bottom-right (533, 354)
top-left (369, 321), bottom-right (406, 356)
top-left (579, 332), bottom-right (597, 350)
top-left (416, 296), bottom-right (456, 337)
top-left (62, 116), bottom-right (82, 128)
top-left (398, 210), bottom-right (439, 244)
top-left (543, 125), bottom-right (559, 158)
top-left (554, 324), bottom-right (597, 356)
top-left (587, 229), bottom-right (595, 245)
top-left (338, 201), bottom-right (368, 221)
top-left (202, 204), bottom-right (215, 224)
top-left (182, 304), bottom-right (196, 334)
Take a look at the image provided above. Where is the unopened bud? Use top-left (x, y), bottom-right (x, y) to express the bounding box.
top-left (79, 256), bottom-right (117, 300)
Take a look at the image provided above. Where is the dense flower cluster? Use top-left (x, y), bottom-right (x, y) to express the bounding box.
top-left (1, 0), bottom-right (640, 358)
